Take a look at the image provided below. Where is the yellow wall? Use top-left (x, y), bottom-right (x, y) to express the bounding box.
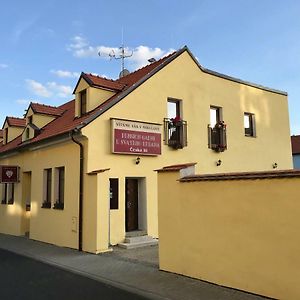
top-left (157, 170), bottom-right (300, 300)
top-left (74, 78), bottom-right (116, 116)
top-left (3, 122), bottom-right (24, 143)
top-left (82, 50), bottom-right (292, 249)
top-left (0, 141), bottom-right (80, 249)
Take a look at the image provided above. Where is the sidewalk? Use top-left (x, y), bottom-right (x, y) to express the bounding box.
top-left (0, 234), bottom-right (268, 300)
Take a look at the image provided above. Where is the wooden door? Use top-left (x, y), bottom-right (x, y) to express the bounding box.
top-left (125, 179), bottom-right (138, 232)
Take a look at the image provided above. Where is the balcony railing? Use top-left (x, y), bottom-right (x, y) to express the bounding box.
top-left (208, 121), bottom-right (227, 152)
top-left (164, 118), bottom-right (187, 149)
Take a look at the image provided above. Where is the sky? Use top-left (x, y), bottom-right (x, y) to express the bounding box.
top-left (0, 0), bottom-right (299, 134)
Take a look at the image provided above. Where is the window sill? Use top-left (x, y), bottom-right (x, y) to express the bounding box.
top-left (7, 200), bottom-right (14, 205)
top-left (41, 202), bottom-right (51, 209)
top-left (245, 134), bottom-right (257, 138)
top-left (53, 202), bottom-right (64, 210)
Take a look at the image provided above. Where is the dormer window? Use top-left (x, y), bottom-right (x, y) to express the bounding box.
top-left (25, 128), bottom-right (30, 140)
top-left (28, 115), bottom-right (33, 124)
top-left (4, 128), bottom-right (8, 144)
top-left (80, 90), bottom-right (87, 116)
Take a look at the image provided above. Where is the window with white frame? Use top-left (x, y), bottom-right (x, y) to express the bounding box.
top-left (244, 112), bottom-right (256, 137)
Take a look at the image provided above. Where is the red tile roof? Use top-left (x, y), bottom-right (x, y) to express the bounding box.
top-left (180, 169), bottom-right (300, 182)
top-left (291, 135), bottom-right (300, 154)
top-left (155, 163), bottom-right (197, 172)
top-left (82, 73), bottom-right (126, 91)
top-left (30, 103), bottom-right (64, 116)
top-left (5, 117), bottom-right (26, 128)
top-left (117, 52), bottom-right (175, 87)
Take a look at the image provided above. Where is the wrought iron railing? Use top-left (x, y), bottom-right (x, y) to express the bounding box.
top-left (208, 121), bottom-right (227, 152)
top-left (164, 118), bottom-right (187, 149)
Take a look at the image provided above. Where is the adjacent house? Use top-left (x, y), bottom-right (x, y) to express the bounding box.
top-left (291, 135), bottom-right (300, 168)
top-left (0, 46), bottom-right (293, 253)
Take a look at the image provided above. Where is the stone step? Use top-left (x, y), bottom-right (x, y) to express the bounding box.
top-left (125, 230), bottom-right (147, 238)
top-left (124, 235), bottom-right (154, 244)
top-left (118, 238), bottom-right (158, 249)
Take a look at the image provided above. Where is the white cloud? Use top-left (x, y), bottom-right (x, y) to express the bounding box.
top-left (47, 82), bottom-right (73, 98)
top-left (130, 45), bottom-right (175, 69)
top-left (68, 36), bottom-right (88, 50)
top-left (26, 79), bottom-right (52, 98)
top-left (67, 36), bottom-right (175, 69)
top-left (0, 64), bottom-right (8, 69)
top-left (26, 79), bottom-right (72, 99)
top-left (51, 69), bottom-right (80, 78)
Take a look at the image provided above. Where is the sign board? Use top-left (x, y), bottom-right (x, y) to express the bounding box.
top-left (0, 166), bottom-right (20, 183)
top-left (111, 119), bottom-right (161, 156)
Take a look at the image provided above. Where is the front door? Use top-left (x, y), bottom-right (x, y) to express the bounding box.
top-left (125, 178), bottom-right (138, 232)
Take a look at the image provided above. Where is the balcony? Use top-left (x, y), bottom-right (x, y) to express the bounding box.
top-left (164, 118), bottom-right (187, 149)
top-left (208, 121), bottom-right (227, 152)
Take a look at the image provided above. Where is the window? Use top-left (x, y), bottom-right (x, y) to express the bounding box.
top-left (168, 99), bottom-right (181, 119)
top-left (1, 184), bottom-right (7, 204)
top-left (164, 98), bottom-right (187, 149)
top-left (80, 90), bottom-right (87, 116)
top-left (244, 113), bottom-right (256, 137)
top-left (208, 106), bottom-right (227, 152)
top-left (42, 168), bottom-right (52, 208)
top-left (28, 115), bottom-right (33, 124)
top-left (4, 128), bottom-right (8, 144)
top-left (109, 178), bottom-right (119, 210)
top-left (25, 128), bottom-right (30, 139)
top-left (7, 184), bottom-right (14, 205)
top-left (54, 167), bottom-right (64, 210)
top-left (210, 106), bottom-right (221, 127)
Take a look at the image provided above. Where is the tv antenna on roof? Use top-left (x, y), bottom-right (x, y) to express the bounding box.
top-left (98, 28), bottom-right (133, 77)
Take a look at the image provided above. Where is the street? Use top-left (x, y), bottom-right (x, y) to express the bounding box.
top-left (0, 248), bottom-right (148, 300)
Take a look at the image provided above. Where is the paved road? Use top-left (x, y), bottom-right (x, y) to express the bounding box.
top-left (0, 248), bottom-right (148, 300)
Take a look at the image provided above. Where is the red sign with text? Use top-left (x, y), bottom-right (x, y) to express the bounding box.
top-left (111, 119), bottom-right (162, 156)
top-left (0, 166), bottom-right (19, 183)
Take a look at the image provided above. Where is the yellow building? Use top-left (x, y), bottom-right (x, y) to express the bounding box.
top-left (0, 46), bottom-right (293, 253)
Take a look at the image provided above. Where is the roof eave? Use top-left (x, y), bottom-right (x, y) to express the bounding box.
top-left (184, 47), bottom-right (288, 96)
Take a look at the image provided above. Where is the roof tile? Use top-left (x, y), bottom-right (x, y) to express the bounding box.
top-left (31, 103), bottom-right (64, 116)
top-left (6, 117), bottom-right (26, 127)
top-left (83, 73), bottom-right (126, 91)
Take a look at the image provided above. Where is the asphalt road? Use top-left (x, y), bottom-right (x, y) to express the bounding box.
top-left (0, 248), bottom-right (148, 300)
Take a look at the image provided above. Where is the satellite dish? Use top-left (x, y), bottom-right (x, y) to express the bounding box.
top-left (119, 69), bottom-right (130, 78)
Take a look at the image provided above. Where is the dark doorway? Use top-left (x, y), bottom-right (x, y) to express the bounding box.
top-left (125, 178), bottom-right (139, 232)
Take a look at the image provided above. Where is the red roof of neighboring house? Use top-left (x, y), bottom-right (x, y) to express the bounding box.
top-left (30, 103), bottom-right (64, 116)
top-left (81, 73), bottom-right (126, 91)
top-left (5, 117), bottom-right (26, 128)
top-left (291, 135), bottom-right (300, 154)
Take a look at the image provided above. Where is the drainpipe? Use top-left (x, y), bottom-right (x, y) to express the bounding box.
top-left (71, 129), bottom-right (84, 252)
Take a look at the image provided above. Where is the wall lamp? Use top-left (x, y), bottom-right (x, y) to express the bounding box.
top-left (216, 159), bottom-right (222, 166)
top-left (272, 162), bottom-right (278, 169)
top-left (135, 157), bottom-right (141, 165)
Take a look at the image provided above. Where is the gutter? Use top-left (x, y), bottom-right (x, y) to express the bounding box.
top-left (71, 129), bottom-right (84, 252)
